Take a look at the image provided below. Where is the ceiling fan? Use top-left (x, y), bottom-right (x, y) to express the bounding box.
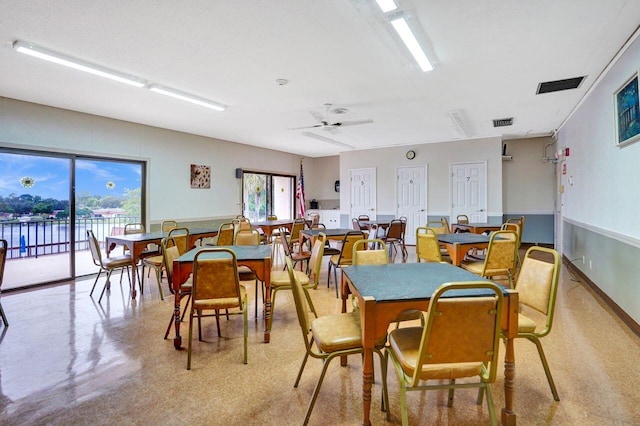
top-left (289, 103), bottom-right (373, 134)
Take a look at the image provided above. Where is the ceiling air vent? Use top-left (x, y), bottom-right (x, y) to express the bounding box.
top-left (536, 76), bottom-right (585, 94)
top-left (493, 117), bottom-right (513, 127)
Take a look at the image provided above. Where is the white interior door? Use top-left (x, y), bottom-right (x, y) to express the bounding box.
top-left (451, 161), bottom-right (487, 222)
top-left (397, 165), bottom-right (427, 245)
top-left (350, 168), bottom-right (376, 222)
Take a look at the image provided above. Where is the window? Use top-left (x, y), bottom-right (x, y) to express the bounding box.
top-left (242, 172), bottom-right (294, 221)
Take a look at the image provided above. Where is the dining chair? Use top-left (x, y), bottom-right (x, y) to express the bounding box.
top-left (513, 246), bottom-right (561, 401)
top-left (308, 212), bottom-right (320, 229)
top-left (288, 218), bottom-right (307, 252)
top-left (284, 257), bottom-right (388, 425)
top-left (87, 229), bottom-right (132, 303)
top-left (313, 224), bottom-right (340, 257)
top-left (279, 227), bottom-right (311, 272)
top-left (123, 222), bottom-right (158, 280)
top-left (187, 248), bottom-right (248, 369)
top-left (386, 281), bottom-right (504, 426)
top-left (415, 227), bottom-right (445, 263)
top-left (161, 220), bottom-right (179, 232)
top-left (0, 239), bottom-right (8, 327)
top-left (460, 229), bottom-right (518, 287)
top-left (215, 222), bottom-right (235, 246)
top-left (456, 214), bottom-right (470, 224)
top-left (426, 218), bottom-right (450, 234)
top-left (234, 229), bottom-right (262, 318)
top-left (268, 232), bottom-right (326, 331)
top-left (381, 219), bottom-right (407, 260)
top-left (141, 227), bottom-right (190, 299)
top-left (501, 222), bottom-right (521, 266)
top-left (162, 236), bottom-right (193, 339)
top-left (327, 230), bottom-right (365, 297)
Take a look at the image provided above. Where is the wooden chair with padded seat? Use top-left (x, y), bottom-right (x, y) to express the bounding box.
top-left (279, 227), bottom-right (311, 272)
top-left (386, 281), bottom-right (504, 426)
top-left (141, 227), bottom-right (190, 300)
top-left (456, 214), bottom-right (470, 224)
top-left (381, 219), bottom-right (408, 261)
top-left (415, 227), bottom-right (447, 263)
top-left (460, 229), bottom-right (518, 287)
top-left (0, 239), bottom-right (8, 327)
top-left (214, 222), bottom-right (235, 246)
top-left (162, 236), bottom-right (194, 339)
top-left (267, 232), bottom-right (326, 332)
top-left (284, 257), bottom-right (389, 425)
top-left (512, 246), bottom-right (561, 401)
top-left (234, 229), bottom-right (262, 318)
top-left (327, 230), bottom-right (365, 298)
top-left (187, 248), bottom-right (248, 369)
top-left (87, 229), bottom-right (133, 303)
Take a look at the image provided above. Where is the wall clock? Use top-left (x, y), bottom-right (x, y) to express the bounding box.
top-left (406, 150), bottom-right (416, 160)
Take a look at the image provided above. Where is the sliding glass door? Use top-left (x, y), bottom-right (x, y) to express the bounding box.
top-left (242, 172), bottom-right (294, 221)
top-left (0, 149), bottom-right (144, 290)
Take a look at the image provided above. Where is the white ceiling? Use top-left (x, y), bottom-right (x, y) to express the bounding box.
top-left (1, 0), bottom-right (639, 157)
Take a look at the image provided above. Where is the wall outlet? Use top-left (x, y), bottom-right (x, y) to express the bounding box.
top-left (582, 255), bottom-right (585, 264)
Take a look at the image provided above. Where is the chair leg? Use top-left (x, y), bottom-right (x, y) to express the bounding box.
top-left (242, 297), bottom-right (248, 364)
top-left (153, 266), bottom-right (164, 300)
top-left (484, 383), bottom-right (498, 426)
top-left (0, 302), bottom-right (8, 327)
top-left (187, 310), bottom-right (194, 370)
top-left (447, 379), bottom-right (455, 407)
top-left (98, 270), bottom-right (114, 303)
top-left (303, 353), bottom-right (340, 425)
top-left (90, 269), bottom-right (104, 296)
top-left (529, 336), bottom-right (560, 401)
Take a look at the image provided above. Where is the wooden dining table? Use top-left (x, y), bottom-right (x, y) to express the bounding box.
top-left (451, 222), bottom-right (502, 234)
top-left (437, 232), bottom-right (495, 265)
top-left (341, 262), bottom-right (519, 426)
top-left (251, 219), bottom-right (293, 240)
top-left (171, 244), bottom-right (272, 348)
top-left (105, 227), bottom-right (218, 298)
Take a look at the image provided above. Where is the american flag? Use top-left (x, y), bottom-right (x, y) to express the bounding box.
top-left (296, 160), bottom-right (305, 218)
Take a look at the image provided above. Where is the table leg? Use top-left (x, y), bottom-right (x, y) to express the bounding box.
top-left (361, 348), bottom-right (374, 426)
top-left (173, 287), bottom-right (182, 349)
top-left (263, 260), bottom-right (272, 343)
top-left (501, 336), bottom-right (517, 425)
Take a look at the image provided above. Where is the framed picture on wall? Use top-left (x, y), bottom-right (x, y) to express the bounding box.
top-left (190, 164), bottom-right (211, 188)
top-left (613, 71), bottom-right (640, 146)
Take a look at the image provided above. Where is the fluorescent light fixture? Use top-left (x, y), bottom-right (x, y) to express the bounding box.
top-left (390, 17), bottom-right (434, 72)
top-left (375, 0), bottom-right (397, 13)
top-left (302, 132), bottom-right (355, 149)
top-left (13, 40), bottom-right (146, 88)
top-left (148, 85), bottom-right (226, 111)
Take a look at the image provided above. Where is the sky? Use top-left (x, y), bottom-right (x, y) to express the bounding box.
top-left (0, 152), bottom-right (142, 200)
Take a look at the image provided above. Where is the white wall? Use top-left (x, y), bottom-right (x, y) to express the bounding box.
top-left (0, 97), bottom-right (303, 223)
top-left (559, 32), bottom-right (640, 240)
top-left (339, 137), bottom-right (504, 217)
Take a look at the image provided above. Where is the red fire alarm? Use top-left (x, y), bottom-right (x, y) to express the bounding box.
top-left (565, 147), bottom-right (570, 157)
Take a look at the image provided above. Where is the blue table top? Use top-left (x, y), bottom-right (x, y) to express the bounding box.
top-left (342, 262), bottom-right (504, 303)
top-left (178, 245), bottom-right (271, 262)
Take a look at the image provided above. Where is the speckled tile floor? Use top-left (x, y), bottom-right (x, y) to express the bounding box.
top-left (1, 248), bottom-right (639, 425)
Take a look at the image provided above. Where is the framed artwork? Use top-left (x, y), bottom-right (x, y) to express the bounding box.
top-left (190, 164), bottom-right (211, 188)
top-left (613, 71), bottom-right (640, 146)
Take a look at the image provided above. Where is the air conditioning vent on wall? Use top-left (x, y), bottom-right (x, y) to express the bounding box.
top-left (493, 117), bottom-right (513, 127)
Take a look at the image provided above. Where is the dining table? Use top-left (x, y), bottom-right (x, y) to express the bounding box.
top-left (437, 232), bottom-right (496, 265)
top-left (251, 219), bottom-right (293, 240)
top-left (300, 227), bottom-right (354, 248)
top-left (171, 244), bottom-right (272, 348)
top-left (105, 227), bottom-right (218, 299)
top-left (451, 222), bottom-right (502, 234)
top-left (341, 262), bottom-right (519, 426)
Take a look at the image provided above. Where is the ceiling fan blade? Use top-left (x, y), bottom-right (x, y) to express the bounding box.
top-left (332, 119), bottom-right (374, 127)
top-left (288, 124), bottom-right (323, 130)
top-left (324, 126), bottom-right (340, 135)
top-left (301, 132), bottom-right (355, 149)
top-left (310, 110), bottom-right (325, 122)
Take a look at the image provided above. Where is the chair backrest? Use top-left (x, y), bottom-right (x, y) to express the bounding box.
top-left (515, 246), bottom-right (560, 335)
top-left (86, 229), bottom-right (103, 266)
top-left (285, 257), bottom-right (313, 343)
top-left (161, 237), bottom-right (180, 287)
top-left (415, 227), bottom-right (442, 262)
top-left (336, 231), bottom-right (366, 266)
top-left (279, 227), bottom-right (293, 257)
top-left (352, 218), bottom-right (363, 231)
top-left (307, 233), bottom-right (327, 286)
top-left (232, 217), bottom-right (252, 234)
top-left (216, 222), bottom-right (235, 246)
top-left (124, 223), bottom-right (145, 235)
top-left (426, 220), bottom-right (448, 234)
top-left (161, 220), bottom-right (178, 232)
top-left (0, 239), bottom-right (8, 289)
top-left (289, 218), bottom-right (306, 244)
top-left (501, 222), bottom-right (521, 247)
top-left (385, 219), bottom-right (404, 240)
top-left (505, 217), bottom-right (524, 246)
top-left (410, 282), bottom-right (504, 386)
top-left (456, 214), bottom-right (469, 224)
top-left (168, 227), bottom-right (190, 255)
top-left (358, 215), bottom-right (370, 221)
top-left (234, 229), bottom-right (260, 246)
top-left (483, 230), bottom-right (518, 275)
top-left (440, 217), bottom-right (451, 233)
top-left (352, 239), bottom-right (388, 265)
top-left (309, 213), bottom-right (320, 229)
top-left (193, 248), bottom-right (242, 305)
